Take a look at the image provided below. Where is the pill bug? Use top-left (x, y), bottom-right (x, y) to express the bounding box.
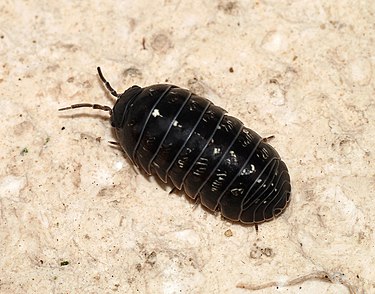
top-left (59, 67), bottom-right (291, 224)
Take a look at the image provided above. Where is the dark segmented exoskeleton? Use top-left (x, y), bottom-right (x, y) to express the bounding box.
top-left (59, 67), bottom-right (291, 224)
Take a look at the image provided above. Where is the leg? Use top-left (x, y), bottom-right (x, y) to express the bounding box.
top-left (262, 135), bottom-right (275, 143)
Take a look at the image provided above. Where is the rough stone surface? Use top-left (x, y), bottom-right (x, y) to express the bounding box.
top-left (0, 1), bottom-right (373, 293)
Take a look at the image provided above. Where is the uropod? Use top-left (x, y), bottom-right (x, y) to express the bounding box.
top-left (59, 67), bottom-right (291, 224)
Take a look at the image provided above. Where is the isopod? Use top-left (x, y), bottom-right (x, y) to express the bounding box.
top-left (59, 67), bottom-right (291, 224)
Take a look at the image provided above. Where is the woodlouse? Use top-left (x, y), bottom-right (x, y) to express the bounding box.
top-left (59, 67), bottom-right (291, 224)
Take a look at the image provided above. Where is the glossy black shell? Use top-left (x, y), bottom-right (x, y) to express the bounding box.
top-left (112, 84), bottom-right (291, 224)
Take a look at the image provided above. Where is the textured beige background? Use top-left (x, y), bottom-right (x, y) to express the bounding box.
top-left (0, 0), bottom-right (373, 293)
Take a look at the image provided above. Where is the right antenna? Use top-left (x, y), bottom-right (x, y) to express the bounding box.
top-left (97, 67), bottom-right (119, 98)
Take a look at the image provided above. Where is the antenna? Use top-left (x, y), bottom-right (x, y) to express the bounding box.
top-left (58, 67), bottom-right (117, 114)
top-left (97, 67), bottom-right (119, 98)
top-left (58, 103), bottom-right (112, 114)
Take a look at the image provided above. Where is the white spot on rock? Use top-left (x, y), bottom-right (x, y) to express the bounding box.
top-left (0, 175), bottom-right (26, 199)
top-left (164, 229), bottom-right (201, 248)
top-left (113, 160), bottom-right (123, 171)
top-left (347, 57), bottom-right (372, 86)
top-left (261, 31), bottom-right (288, 53)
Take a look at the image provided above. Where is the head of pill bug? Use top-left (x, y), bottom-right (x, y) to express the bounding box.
top-left (111, 85), bottom-right (142, 128)
top-left (58, 67), bottom-right (141, 130)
